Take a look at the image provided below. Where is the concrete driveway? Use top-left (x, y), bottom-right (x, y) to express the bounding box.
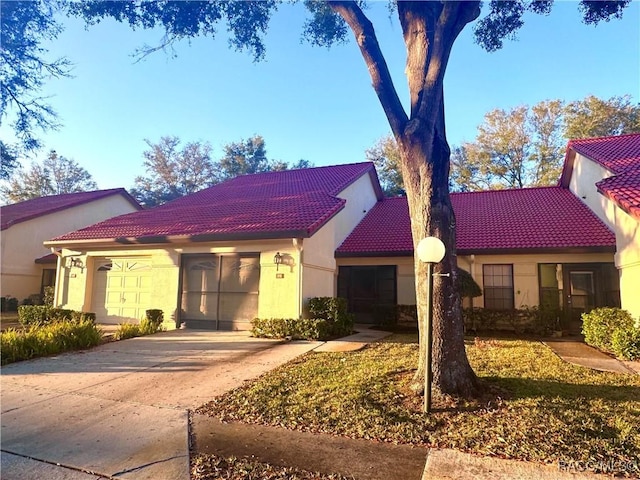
top-left (1, 330), bottom-right (321, 479)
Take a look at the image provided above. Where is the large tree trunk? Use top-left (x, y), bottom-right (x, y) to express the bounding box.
top-left (330, 1), bottom-right (482, 399)
top-left (399, 111), bottom-right (479, 398)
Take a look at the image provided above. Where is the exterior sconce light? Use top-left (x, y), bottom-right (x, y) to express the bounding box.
top-left (416, 236), bottom-right (446, 414)
top-left (274, 252), bottom-right (284, 271)
top-left (70, 257), bottom-right (84, 270)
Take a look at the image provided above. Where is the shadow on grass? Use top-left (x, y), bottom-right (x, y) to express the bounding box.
top-left (483, 375), bottom-right (640, 401)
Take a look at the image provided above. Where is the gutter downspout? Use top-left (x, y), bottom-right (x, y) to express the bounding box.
top-left (293, 238), bottom-right (303, 318)
top-left (469, 254), bottom-right (476, 308)
top-left (50, 248), bottom-right (63, 307)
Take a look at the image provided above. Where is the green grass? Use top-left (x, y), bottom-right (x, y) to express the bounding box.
top-left (197, 335), bottom-right (640, 476)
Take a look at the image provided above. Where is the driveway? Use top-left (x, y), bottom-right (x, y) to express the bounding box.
top-left (1, 330), bottom-right (321, 479)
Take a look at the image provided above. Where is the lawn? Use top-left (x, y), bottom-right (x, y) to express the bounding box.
top-left (196, 335), bottom-right (640, 476)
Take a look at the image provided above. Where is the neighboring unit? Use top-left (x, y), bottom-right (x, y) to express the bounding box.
top-left (559, 133), bottom-right (640, 319)
top-left (1, 189), bottom-right (141, 302)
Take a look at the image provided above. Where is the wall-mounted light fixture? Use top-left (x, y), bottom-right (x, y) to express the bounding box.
top-left (274, 252), bottom-right (284, 271)
top-left (69, 257), bottom-right (84, 270)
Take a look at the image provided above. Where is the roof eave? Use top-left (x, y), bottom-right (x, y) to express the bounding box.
top-left (336, 245), bottom-right (616, 258)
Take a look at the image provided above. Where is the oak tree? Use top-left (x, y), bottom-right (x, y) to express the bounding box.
top-left (2, 150), bottom-right (97, 203)
top-left (131, 136), bottom-right (217, 208)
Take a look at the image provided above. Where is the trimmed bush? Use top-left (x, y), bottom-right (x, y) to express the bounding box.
top-left (18, 306), bottom-right (96, 326)
top-left (251, 318), bottom-right (331, 340)
top-left (1, 319), bottom-right (103, 365)
top-left (17, 305), bottom-right (49, 325)
top-left (582, 307), bottom-right (634, 353)
top-left (306, 297), bottom-right (354, 336)
top-left (611, 327), bottom-right (640, 360)
top-left (463, 306), bottom-right (561, 334)
top-left (145, 309), bottom-right (164, 325)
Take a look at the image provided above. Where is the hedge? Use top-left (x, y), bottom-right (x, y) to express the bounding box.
top-left (1, 318), bottom-right (103, 365)
top-left (305, 297), bottom-right (354, 336)
top-left (251, 317), bottom-right (331, 340)
top-left (582, 307), bottom-right (638, 359)
top-left (18, 306), bottom-right (96, 326)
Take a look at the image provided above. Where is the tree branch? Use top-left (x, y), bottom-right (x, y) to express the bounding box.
top-left (327, 1), bottom-right (408, 138)
top-left (416, 2), bottom-right (481, 135)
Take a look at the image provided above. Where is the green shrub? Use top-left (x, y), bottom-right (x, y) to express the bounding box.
top-left (145, 309), bottom-right (164, 325)
top-left (582, 307), bottom-right (634, 353)
top-left (462, 306), bottom-right (560, 335)
top-left (18, 306), bottom-right (96, 326)
top-left (611, 326), bottom-right (640, 360)
top-left (43, 286), bottom-right (55, 306)
top-left (456, 267), bottom-right (482, 298)
top-left (251, 318), bottom-right (331, 340)
top-left (139, 316), bottom-right (165, 335)
top-left (306, 297), bottom-right (354, 336)
top-left (17, 305), bottom-right (49, 325)
top-left (113, 323), bottom-right (141, 340)
top-left (1, 319), bottom-right (103, 365)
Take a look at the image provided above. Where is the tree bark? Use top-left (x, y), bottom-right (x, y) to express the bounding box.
top-left (331, 0), bottom-right (482, 398)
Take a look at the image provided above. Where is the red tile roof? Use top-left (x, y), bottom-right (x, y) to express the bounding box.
top-left (1, 189), bottom-right (141, 231)
top-left (568, 133), bottom-right (640, 174)
top-left (559, 134), bottom-right (640, 219)
top-left (336, 187), bottom-right (615, 256)
top-left (596, 166), bottom-right (640, 220)
top-left (49, 163), bottom-right (380, 243)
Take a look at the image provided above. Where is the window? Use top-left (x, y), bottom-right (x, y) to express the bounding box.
top-left (40, 269), bottom-right (56, 296)
top-left (482, 264), bottom-right (514, 310)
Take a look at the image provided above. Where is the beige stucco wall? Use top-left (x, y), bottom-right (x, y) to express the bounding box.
top-left (55, 239), bottom-right (304, 327)
top-left (338, 252), bottom-right (616, 308)
top-left (302, 173), bottom-right (379, 303)
top-left (568, 153), bottom-right (640, 319)
top-left (1, 195), bottom-right (138, 301)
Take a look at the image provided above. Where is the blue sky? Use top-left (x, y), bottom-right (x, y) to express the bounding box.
top-left (2, 1), bottom-right (639, 190)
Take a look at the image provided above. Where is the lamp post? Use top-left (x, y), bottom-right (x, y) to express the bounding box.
top-left (416, 236), bottom-right (446, 413)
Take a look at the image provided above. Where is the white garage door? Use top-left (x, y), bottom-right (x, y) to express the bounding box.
top-left (92, 259), bottom-right (152, 324)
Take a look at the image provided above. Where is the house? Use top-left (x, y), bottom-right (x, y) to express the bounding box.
top-left (559, 133), bottom-right (640, 319)
top-left (45, 135), bottom-right (635, 330)
top-left (44, 164), bottom-right (382, 327)
top-left (1, 189), bottom-right (141, 303)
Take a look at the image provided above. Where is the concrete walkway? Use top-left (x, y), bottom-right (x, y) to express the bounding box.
top-left (544, 339), bottom-right (639, 375)
top-left (1, 330), bottom-right (322, 479)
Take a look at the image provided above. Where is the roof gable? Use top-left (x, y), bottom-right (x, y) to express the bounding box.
top-left (1, 189), bottom-right (141, 231)
top-left (559, 134), bottom-right (640, 220)
top-left (567, 133), bottom-right (640, 174)
top-left (49, 163), bottom-right (380, 244)
top-left (336, 187), bottom-right (615, 256)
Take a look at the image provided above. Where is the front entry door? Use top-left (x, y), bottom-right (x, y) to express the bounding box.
top-left (567, 271), bottom-right (595, 328)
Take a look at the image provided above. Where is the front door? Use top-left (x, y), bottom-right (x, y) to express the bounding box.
top-left (561, 263), bottom-right (620, 334)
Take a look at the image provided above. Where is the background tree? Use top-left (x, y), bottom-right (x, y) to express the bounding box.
top-left (131, 136), bottom-right (217, 208)
top-left (378, 96), bottom-right (635, 193)
top-left (67, 0), bottom-right (632, 398)
top-left (365, 135), bottom-right (405, 196)
top-left (564, 94), bottom-right (640, 139)
top-left (0, 0), bottom-right (71, 152)
top-left (0, 141), bottom-right (20, 180)
top-left (216, 135), bottom-right (273, 181)
top-left (2, 150), bottom-right (97, 203)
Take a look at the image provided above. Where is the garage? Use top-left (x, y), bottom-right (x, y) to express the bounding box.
top-left (91, 258), bottom-right (152, 324)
